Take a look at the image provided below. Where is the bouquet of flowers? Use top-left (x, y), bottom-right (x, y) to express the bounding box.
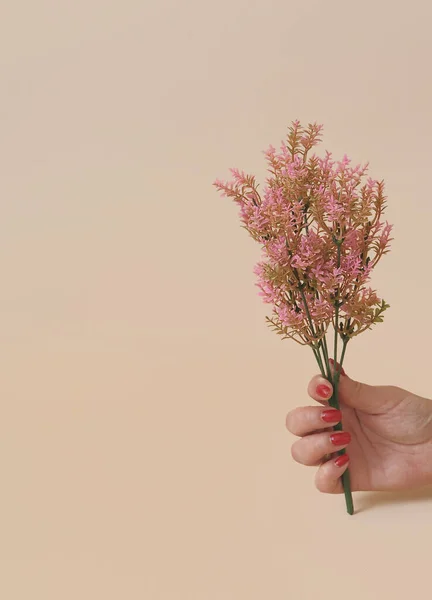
top-left (213, 121), bottom-right (393, 515)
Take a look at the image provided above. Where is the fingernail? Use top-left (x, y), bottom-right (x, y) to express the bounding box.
top-left (335, 454), bottom-right (349, 468)
top-left (316, 384), bottom-right (332, 399)
top-left (321, 409), bottom-right (342, 423)
top-left (329, 359), bottom-right (346, 376)
top-left (330, 432), bottom-right (351, 447)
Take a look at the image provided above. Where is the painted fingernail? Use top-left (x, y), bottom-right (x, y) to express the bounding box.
top-left (335, 454), bottom-right (349, 468)
top-left (316, 384), bottom-right (332, 399)
top-left (321, 409), bottom-right (342, 423)
top-left (330, 432), bottom-right (351, 446)
top-left (329, 359), bottom-right (346, 376)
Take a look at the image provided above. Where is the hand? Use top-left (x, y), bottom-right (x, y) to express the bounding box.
top-left (285, 368), bottom-right (432, 494)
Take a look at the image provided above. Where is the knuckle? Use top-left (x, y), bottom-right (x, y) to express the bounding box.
top-left (285, 407), bottom-right (301, 433)
top-left (290, 441), bottom-right (300, 462)
top-left (315, 467), bottom-right (340, 494)
top-left (285, 411), bottom-right (294, 432)
top-left (315, 480), bottom-right (325, 493)
top-left (351, 379), bottom-right (363, 398)
top-left (307, 377), bottom-right (320, 396)
top-left (291, 439), bottom-right (316, 466)
top-left (315, 473), bottom-right (330, 493)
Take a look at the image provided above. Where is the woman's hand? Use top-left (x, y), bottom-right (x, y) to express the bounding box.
top-left (286, 368), bottom-right (432, 494)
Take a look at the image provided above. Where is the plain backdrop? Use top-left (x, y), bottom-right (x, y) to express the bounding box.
top-left (1, 1), bottom-right (432, 598)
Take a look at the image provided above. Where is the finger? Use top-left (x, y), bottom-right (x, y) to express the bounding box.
top-left (286, 406), bottom-right (342, 437)
top-left (307, 375), bottom-right (334, 404)
top-left (291, 431), bottom-right (351, 466)
top-left (328, 359), bottom-right (407, 414)
top-left (315, 454), bottom-right (350, 494)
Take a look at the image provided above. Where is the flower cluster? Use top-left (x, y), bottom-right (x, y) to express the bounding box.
top-left (214, 121), bottom-right (392, 349)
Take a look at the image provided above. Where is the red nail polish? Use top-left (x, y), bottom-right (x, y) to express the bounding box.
top-left (335, 454), bottom-right (349, 468)
top-left (316, 384), bottom-right (332, 399)
top-left (330, 432), bottom-right (351, 446)
top-left (322, 409), bottom-right (342, 423)
top-left (329, 359), bottom-right (346, 376)
top-left (329, 358), bottom-right (346, 375)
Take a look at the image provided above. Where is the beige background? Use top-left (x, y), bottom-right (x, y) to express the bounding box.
top-left (1, 0), bottom-right (432, 598)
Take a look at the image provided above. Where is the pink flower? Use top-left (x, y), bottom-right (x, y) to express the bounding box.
top-left (214, 120), bottom-right (392, 345)
top-left (276, 304), bottom-right (304, 328)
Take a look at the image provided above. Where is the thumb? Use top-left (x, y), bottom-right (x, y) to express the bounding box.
top-left (334, 365), bottom-right (408, 414)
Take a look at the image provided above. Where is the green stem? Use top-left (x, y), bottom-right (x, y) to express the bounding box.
top-left (331, 367), bottom-right (353, 515)
top-left (298, 285), bottom-right (326, 376)
top-left (330, 241), bottom-right (354, 515)
top-left (339, 337), bottom-right (348, 367)
top-left (333, 243), bottom-right (341, 367)
top-left (333, 308), bottom-right (339, 367)
top-left (309, 335), bottom-right (352, 515)
top-left (312, 346), bottom-right (326, 377)
top-left (320, 335), bottom-right (332, 379)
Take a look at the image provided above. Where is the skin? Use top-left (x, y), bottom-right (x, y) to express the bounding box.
top-left (286, 369), bottom-right (432, 494)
